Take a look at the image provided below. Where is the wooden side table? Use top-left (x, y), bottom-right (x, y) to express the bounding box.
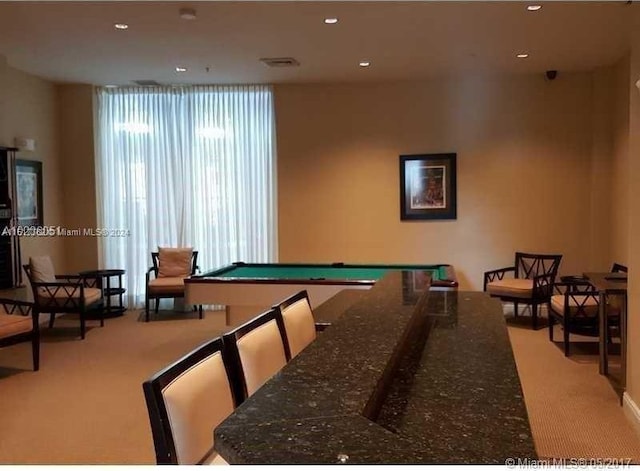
top-left (584, 271), bottom-right (627, 401)
top-left (79, 269), bottom-right (126, 318)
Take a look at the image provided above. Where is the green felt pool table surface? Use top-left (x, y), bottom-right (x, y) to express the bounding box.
top-left (199, 262), bottom-right (457, 288)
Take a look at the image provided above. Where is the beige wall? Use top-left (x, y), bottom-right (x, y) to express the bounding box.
top-left (276, 75), bottom-right (596, 290)
top-left (6, 46), bottom-right (640, 425)
top-left (625, 25), bottom-right (640, 420)
top-left (0, 56), bottom-right (65, 273)
top-left (609, 58), bottom-right (631, 267)
top-left (589, 65), bottom-right (616, 270)
top-left (57, 84), bottom-right (99, 272)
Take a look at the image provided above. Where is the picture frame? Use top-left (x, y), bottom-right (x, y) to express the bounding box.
top-left (15, 159), bottom-right (43, 227)
top-left (399, 153), bottom-right (457, 220)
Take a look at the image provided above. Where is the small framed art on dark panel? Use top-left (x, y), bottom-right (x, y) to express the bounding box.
top-left (399, 153), bottom-right (456, 220)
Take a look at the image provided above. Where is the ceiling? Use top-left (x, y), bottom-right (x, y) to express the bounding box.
top-left (0, 1), bottom-right (635, 86)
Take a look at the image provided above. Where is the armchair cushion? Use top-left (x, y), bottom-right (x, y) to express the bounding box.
top-left (550, 294), bottom-right (598, 317)
top-left (0, 312), bottom-right (32, 338)
top-left (148, 277), bottom-right (186, 294)
top-left (486, 279), bottom-right (533, 299)
top-left (29, 256), bottom-right (56, 283)
top-left (158, 248), bottom-right (193, 278)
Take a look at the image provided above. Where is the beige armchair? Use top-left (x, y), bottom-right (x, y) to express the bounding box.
top-left (23, 256), bottom-right (104, 340)
top-left (145, 248), bottom-right (200, 322)
top-left (484, 252), bottom-right (563, 329)
top-left (0, 299), bottom-right (39, 370)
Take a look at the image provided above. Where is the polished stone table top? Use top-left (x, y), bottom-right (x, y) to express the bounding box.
top-left (214, 271), bottom-right (536, 464)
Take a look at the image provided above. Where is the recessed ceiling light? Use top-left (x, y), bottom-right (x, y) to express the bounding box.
top-left (175, 66), bottom-right (188, 72)
top-left (324, 18), bottom-right (338, 24)
top-left (516, 53), bottom-right (529, 59)
top-left (359, 61), bottom-right (371, 67)
top-left (104, 85), bottom-right (118, 88)
top-left (114, 23), bottom-right (129, 30)
top-left (527, 5), bottom-right (542, 11)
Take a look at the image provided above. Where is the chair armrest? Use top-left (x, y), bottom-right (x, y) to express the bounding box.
top-left (483, 266), bottom-right (515, 290)
top-left (552, 280), bottom-right (594, 295)
top-left (57, 274), bottom-right (101, 288)
top-left (146, 266), bottom-right (157, 283)
top-left (55, 274), bottom-right (84, 281)
top-left (36, 279), bottom-right (83, 288)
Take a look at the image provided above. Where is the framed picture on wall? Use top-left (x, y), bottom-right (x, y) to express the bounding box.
top-left (399, 153), bottom-right (457, 220)
top-left (15, 159), bottom-right (43, 227)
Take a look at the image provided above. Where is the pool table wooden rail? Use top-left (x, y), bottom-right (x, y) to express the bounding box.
top-left (184, 262), bottom-right (457, 325)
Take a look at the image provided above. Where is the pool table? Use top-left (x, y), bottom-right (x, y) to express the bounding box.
top-left (185, 262), bottom-right (457, 325)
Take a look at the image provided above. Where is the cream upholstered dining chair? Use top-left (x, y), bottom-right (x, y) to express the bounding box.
top-left (273, 290), bottom-right (317, 360)
top-left (23, 256), bottom-right (104, 340)
top-left (142, 337), bottom-right (238, 465)
top-left (483, 252), bottom-right (562, 330)
top-left (145, 248), bottom-right (200, 322)
top-left (0, 299), bottom-right (39, 370)
top-left (222, 308), bottom-right (289, 403)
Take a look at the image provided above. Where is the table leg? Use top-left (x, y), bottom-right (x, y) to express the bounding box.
top-left (118, 274), bottom-right (124, 312)
top-left (621, 293), bottom-right (627, 389)
top-left (106, 276), bottom-right (112, 313)
top-left (599, 290), bottom-right (608, 376)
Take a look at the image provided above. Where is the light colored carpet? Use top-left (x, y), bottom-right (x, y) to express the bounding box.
top-left (0, 309), bottom-right (238, 464)
top-left (0, 308), bottom-right (639, 463)
top-left (508, 317), bottom-right (640, 462)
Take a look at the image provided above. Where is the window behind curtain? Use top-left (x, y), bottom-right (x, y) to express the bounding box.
top-left (94, 85), bottom-right (277, 307)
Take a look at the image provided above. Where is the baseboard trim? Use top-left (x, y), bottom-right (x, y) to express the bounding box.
top-left (623, 392), bottom-right (640, 438)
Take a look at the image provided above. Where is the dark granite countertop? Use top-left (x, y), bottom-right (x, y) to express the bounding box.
top-left (214, 271), bottom-right (536, 464)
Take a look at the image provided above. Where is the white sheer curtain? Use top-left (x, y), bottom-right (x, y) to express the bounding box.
top-left (94, 85), bottom-right (277, 307)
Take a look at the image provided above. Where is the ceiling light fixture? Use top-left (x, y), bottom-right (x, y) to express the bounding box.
top-left (359, 61), bottom-right (370, 67)
top-left (527, 5), bottom-right (542, 11)
top-left (175, 66), bottom-right (188, 72)
top-left (516, 53), bottom-right (529, 59)
top-left (324, 18), bottom-right (338, 24)
top-left (114, 23), bottom-right (129, 30)
top-left (179, 7), bottom-right (197, 20)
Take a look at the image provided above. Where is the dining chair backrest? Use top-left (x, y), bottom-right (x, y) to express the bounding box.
top-left (611, 263), bottom-right (628, 274)
top-left (274, 290), bottom-right (316, 360)
top-left (515, 252), bottom-right (563, 280)
top-left (222, 308), bottom-right (288, 402)
top-left (142, 337), bottom-right (237, 464)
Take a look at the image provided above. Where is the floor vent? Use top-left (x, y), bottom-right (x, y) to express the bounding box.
top-left (260, 57), bottom-right (300, 67)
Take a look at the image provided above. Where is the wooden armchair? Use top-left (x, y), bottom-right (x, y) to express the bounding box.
top-left (548, 279), bottom-right (599, 356)
top-left (145, 248), bottom-right (200, 322)
top-left (483, 252), bottom-right (563, 329)
top-left (0, 298), bottom-right (39, 370)
top-left (23, 256), bottom-right (104, 340)
top-left (611, 262), bottom-right (628, 274)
